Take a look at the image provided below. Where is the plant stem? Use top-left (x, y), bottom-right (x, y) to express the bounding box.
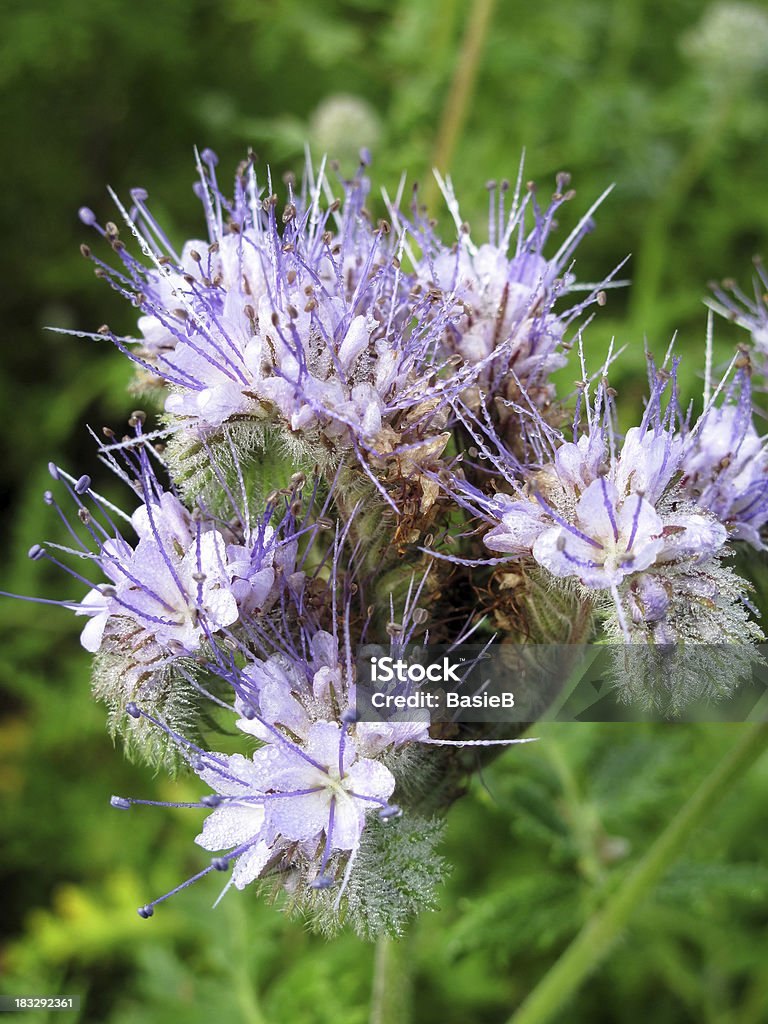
top-left (423, 0), bottom-right (497, 211)
top-left (506, 723), bottom-right (768, 1024)
top-left (628, 90), bottom-right (735, 332)
top-left (369, 934), bottom-right (411, 1024)
top-left (228, 897), bottom-right (268, 1024)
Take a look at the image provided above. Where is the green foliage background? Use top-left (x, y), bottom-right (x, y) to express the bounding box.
top-left (1, 2), bottom-right (767, 1022)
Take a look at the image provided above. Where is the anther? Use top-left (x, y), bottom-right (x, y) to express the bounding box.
top-left (137, 905), bottom-right (154, 919)
top-left (78, 207), bottom-right (97, 226)
top-left (125, 702), bottom-right (141, 719)
top-left (212, 857), bottom-right (230, 871)
top-left (341, 708), bottom-right (357, 725)
top-left (28, 545), bottom-right (45, 561)
top-left (110, 796), bottom-right (131, 810)
top-left (43, 491), bottom-right (54, 505)
top-left (310, 875), bottom-right (334, 890)
top-left (201, 794), bottom-right (221, 807)
top-left (74, 475), bottom-right (91, 494)
top-left (80, 244), bottom-right (91, 258)
top-left (379, 804), bottom-right (402, 821)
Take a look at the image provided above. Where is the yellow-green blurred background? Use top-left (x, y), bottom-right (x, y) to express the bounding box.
top-left (2, 2), bottom-right (768, 1022)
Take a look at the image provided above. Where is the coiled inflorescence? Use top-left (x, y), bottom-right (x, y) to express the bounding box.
top-left (12, 149), bottom-right (768, 932)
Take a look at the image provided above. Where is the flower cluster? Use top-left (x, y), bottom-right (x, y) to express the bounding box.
top-left (77, 154), bottom-right (467, 513)
top-left (446, 349), bottom-right (763, 647)
top-left (13, 149), bottom-right (768, 934)
top-left (396, 168), bottom-right (622, 419)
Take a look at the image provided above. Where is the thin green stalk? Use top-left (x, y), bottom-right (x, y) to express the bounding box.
top-left (369, 934), bottom-right (411, 1024)
top-left (628, 90), bottom-right (736, 331)
top-left (506, 723), bottom-right (768, 1024)
top-left (227, 897), bottom-right (268, 1024)
top-left (423, 0), bottom-right (497, 211)
top-left (600, 0), bottom-right (645, 84)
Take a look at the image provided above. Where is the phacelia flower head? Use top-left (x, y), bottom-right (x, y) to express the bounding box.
top-left (22, 420), bottom-right (310, 762)
top-left (76, 151), bottom-right (463, 504)
top-left (107, 558), bottom-right (534, 928)
top-left (447, 349), bottom-right (759, 644)
top-left (392, 163), bottom-right (622, 419)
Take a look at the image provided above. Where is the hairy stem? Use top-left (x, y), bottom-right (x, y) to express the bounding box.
top-left (506, 723), bottom-right (768, 1024)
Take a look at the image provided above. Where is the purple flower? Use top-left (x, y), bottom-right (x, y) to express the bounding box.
top-left (234, 629), bottom-right (430, 757)
top-left (193, 720), bottom-right (395, 891)
top-left (394, 167), bottom-right (622, 411)
top-left (77, 153), bottom-right (458, 477)
top-left (22, 424), bottom-right (308, 712)
top-left (450, 361), bottom-right (744, 640)
top-left (708, 259), bottom-right (768, 355)
top-left (680, 367), bottom-right (768, 548)
top-left (487, 431), bottom-right (724, 592)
